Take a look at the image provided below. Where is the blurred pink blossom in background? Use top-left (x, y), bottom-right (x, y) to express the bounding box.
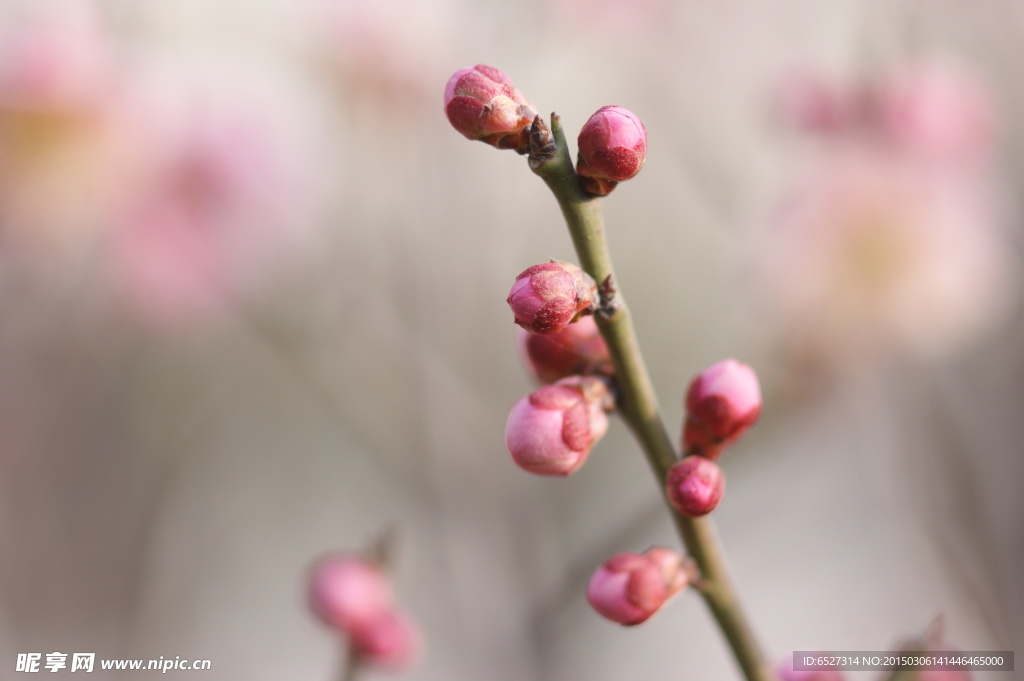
top-left (752, 60), bottom-right (1013, 377)
top-left (552, 0), bottom-right (673, 34)
top-left (105, 81), bottom-right (316, 324)
top-left (310, 0), bottom-right (454, 113)
top-left (0, 5), bottom-right (124, 251)
top-left (877, 62), bottom-right (995, 168)
top-left (772, 61), bottom-right (994, 166)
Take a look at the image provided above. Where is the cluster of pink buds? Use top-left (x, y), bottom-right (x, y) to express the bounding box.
top-left (444, 66), bottom-right (647, 194)
top-left (307, 553), bottom-right (419, 671)
top-left (664, 359), bottom-right (761, 517)
top-left (448, 64), bottom-right (703, 628)
top-left (444, 62), bottom-right (977, 673)
top-left (504, 258), bottom-right (614, 476)
top-left (586, 546), bottom-right (689, 625)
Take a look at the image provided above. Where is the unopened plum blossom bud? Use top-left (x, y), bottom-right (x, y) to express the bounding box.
top-left (682, 359), bottom-right (762, 459)
top-left (444, 64), bottom-right (537, 153)
top-left (517, 315), bottom-right (613, 384)
top-left (349, 609), bottom-right (421, 670)
top-left (507, 260), bottom-right (597, 335)
top-left (505, 376), bottom-right (612, 476)
top-left (576, 105), bottom-right (647, 196)
top-left (665, 455), bottom-right (725, 517)
top-left (586, 546), bottom-right (688, 626)
top-left (308, 551), bottom-right (423, 672)
top-left (308, 554), bottom-right (393, 631)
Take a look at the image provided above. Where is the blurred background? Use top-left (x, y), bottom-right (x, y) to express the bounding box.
top-left (0, 0), bottom-right (1021, 678)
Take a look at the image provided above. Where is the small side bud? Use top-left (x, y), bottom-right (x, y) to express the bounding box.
top-left (576, 105), bottom-right (647, 196)
top-left (517, 315), bottom-right (613, 384)
top-left (586, 546), bottom-right (688, 626)
top-left (527, 114), bottom-right (557, 170)
top-left (665, 456), bottom-right (725, 517)
top-left (682, 359), bottom-right (762, 459)
top-left (507, 260), bottom-right (597, 335)
top-left (504, 376), bottom-right (612, 476)
top-left (444, 64), bottom-right (537, 153)
top-left (307, 554), bottom-right (393, 632)
top-left (349, 609), bottom-right (421, 671)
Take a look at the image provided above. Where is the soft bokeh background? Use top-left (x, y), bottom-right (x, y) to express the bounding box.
top-left (0, 0), bottom-right (1021, 679)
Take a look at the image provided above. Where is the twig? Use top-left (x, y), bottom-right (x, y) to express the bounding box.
top-left (528, 113), bottom-right (777, 681)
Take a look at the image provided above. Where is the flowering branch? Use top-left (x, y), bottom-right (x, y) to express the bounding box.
top-left (528, 112), bottom-right (777, 681)
top-left (527, 114), bottom-right (675, 476)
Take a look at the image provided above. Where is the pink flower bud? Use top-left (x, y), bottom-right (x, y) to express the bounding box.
top-left (308, 554), bottom-right (393, 632)
top-left (507, 260), bottom-right (597, 335)
top-left (504, 376), bottom-right (612, 476)
top-left (586, 546), bottom-right (687, 626)
top-left (349, 609), bottom-right (421, 670)
top-left (444, 64), bottom-right (537, 153)
top-left (517, 315), bottom-right (613, 384)
top-left (682, 359), bottom-right (762, 459)
top-left (665, 456), bottom-right (725, 517)
top-left (576, 105), bottom-right (647, 196)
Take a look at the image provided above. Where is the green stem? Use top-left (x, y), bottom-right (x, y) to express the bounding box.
top-left (530, 114), bottom-right (777, 681)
